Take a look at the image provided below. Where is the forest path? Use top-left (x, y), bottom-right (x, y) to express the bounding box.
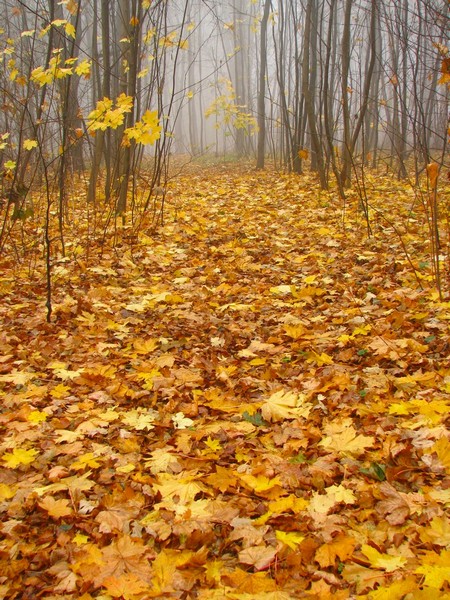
top-left (0, 165), bottom-right (449, 598)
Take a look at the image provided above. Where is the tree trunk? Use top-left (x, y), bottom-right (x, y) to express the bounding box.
top-left (256, 0), bottom-right (271, 169)
top-left (302, 0), bottom-right (327, 189)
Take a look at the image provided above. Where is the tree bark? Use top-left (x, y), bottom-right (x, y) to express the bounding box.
top-left (256, 0), bottom-right (271, 169)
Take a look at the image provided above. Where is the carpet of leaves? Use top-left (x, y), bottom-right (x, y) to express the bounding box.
top-left (0, 164), bottom-right (449, 599)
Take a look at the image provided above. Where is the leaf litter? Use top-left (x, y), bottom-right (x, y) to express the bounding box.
top-left (0, 164), bottom-right (449, 598)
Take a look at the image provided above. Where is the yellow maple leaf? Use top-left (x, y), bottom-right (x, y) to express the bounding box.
top-left (2, 447), bottom-right (39, 468)
top-left (352, 324), bottom-right (372, 336)
top-left (153, 473), bottom-right (204, 505)
top-left (73, 533), bottom-right (89, 546)
top-left (309, 492), bottom-right (336, 515)
top-left (50, 383), bottom-right (71, 398)
top-left (367, 576), bottom-right (417, 599)
top-left (54, 429), bottom-right (82, 443)
top-left (429, 437), bottom-right (450, 472)
top-left (420, 516), bottom-right (450, 547)
top-left (53, 367), bottom-right (84, 380)
top-left (238, 473), bottom-right (283, 494)
top-left (75, 59), bottom-right (91, 78)
top-left (132, 338), bottom-right (159, 354)
top-left (275, 530), bottom-right (304, 550)
top-left (151, 549), bottom-right (192, 593)
top-left (327, 484), bottom-right (356, 504)
top-left (261, 389), bottom-right (311, 422)
top-left (23, 139), bottom-right (38, 150)
top-left (292, 285), bottom-right (326, 299)
top-left (71, 542), bottom-right (104, 576)
top-left (0, 483), bottom-right (15, 500)
top-left (268, 494), bottom-right (309, 514)
top-left (389, 402), bottom-right (410, 416)
top-left (249, 357), bottom-right (267, 366)
top-left (320, 420), bottom-right (374, 456)
top-left (0, 371), bottom-right (34, 385)
top-left (205, 559), bottom-right (223, 585)
top-left (116, 463), bottom-right (135, 474)
top-left (414, 399), bottom-right (449, 425)
top-left (39, 496), bottom-right (73, 519)
top-left (309, 484), bottom-right (356, 515)
top-left (429, 488), bottom-right (450, 504)
top-left (71, 452), bottom-right (102, 471)
top-left (144, 448), bottom-right (180, 474)
top-left (27, 410), bottom-right (47, 424)
top-left (123, 110), bottom-right (162, 146)
top-left (283, 323), bottom-right (306, 339)
top-left (415, 550), bottom-right (450, 588)
top-left (121, 409), bottom-right (155, 431)
top-left (361, 544), bottom-right (407, 572)
top-left (305, 350), bottom-right (334, 366)
top-left (64, 22), bottom-right (76, 38)
top-left (270, 284), bottom-right (292, 295)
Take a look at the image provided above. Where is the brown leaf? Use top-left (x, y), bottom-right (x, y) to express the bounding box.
top-left (238, 545), bottom-right (278, 571)
top-left (94, 535), bottom-right (154, 587)
top-left (376, 482), bottom-right (410, 525)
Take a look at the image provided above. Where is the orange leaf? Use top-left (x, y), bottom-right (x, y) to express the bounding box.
top-left (102, 573), bottom-right (151, 599)
top-left (39, 496), bottom-right (73, 519)
top-left (206, 465), bottom-right (238, 493)
top-left (315, 535), bottom-right (356, 568)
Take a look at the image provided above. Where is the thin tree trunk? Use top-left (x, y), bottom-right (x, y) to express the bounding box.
top-left (256, 0), bottom-right (271, 169)
top-left (302, 0), bottom-right (327, 189)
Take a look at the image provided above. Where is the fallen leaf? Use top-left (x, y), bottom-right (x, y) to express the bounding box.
top-left (238, 545), bottom-right (278, 571)
top-left (94, 535), bottom-right (153, 587)
top-left (261, 389), bottom-right (311, 422)
top-left (102, 573), bottom-right (152, 599)
top-left (361, 544), bottom-right (407, 572)
top-left (2, 447), bottom-right (39, 468)
top-left (39, 496), bottom-right (73, 519)
top-left (315, 535), bottom-right (356, 568)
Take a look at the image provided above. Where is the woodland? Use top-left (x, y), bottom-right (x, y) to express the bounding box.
top-left (0, 0), bottom-right (449, 598)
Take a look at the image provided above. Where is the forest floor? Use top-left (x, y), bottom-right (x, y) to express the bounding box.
top-left (0, 164), bottom-right (449, 599)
